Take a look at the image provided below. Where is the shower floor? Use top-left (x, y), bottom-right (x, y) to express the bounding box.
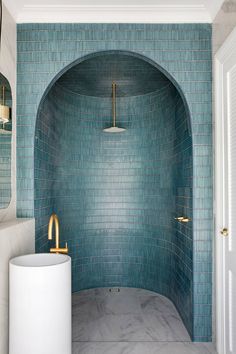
top-left (72, 288), bottom-right (216, 354)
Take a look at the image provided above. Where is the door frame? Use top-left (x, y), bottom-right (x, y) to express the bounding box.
top-left (214, 26), bottom-right (236, 354)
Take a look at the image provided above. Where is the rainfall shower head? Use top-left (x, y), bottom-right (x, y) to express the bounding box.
top-left (103, 126), bottom-right (126, 133)
top-left (103, 82), bottom-right (126, 133)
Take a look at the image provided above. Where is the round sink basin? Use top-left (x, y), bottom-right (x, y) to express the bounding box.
top-left (9, 253), bottom-right (71, 354)
top-left (10, 252), bottom-right (70, 267)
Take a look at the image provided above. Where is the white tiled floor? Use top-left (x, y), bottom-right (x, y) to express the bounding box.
top-left (72, 288), bottom-right (217, 354)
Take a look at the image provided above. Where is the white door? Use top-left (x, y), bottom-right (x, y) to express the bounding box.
top-left (215, 27), bottom-right (236, 354)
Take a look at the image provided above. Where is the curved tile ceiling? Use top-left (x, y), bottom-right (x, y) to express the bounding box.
top-left (56, 53), bottom-right (171, 97)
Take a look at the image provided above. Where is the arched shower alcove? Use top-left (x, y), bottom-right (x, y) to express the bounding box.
top-left (34, 51), bottom-right (193, 337)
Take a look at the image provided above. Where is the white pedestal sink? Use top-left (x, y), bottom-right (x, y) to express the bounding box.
top-left (9, 253), bottom-right (71, 354)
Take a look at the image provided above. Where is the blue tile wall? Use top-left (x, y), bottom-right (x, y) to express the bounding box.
top-left (35, 78), bottom-right (193, 337)
top-left (56, 53), bottom-right (170, 97)
top-left (17, 24), bottom-right (212, 342)
top-left (173, 95), bottom-right (193, 335)
top-left (34, 95), bottom-right (59, 251)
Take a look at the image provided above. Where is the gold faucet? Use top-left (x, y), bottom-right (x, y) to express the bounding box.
top-left (48, 213), bottom-right (68, 254)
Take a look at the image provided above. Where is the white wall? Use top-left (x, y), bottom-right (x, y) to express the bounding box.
top-left (0, 7), bottom-right (35, 354)
top-left (212, 0), bottom-right (236, 350)
top-left (0, 3), bottom-right (16, 221)
top-left (0, 219), bottom-right (35, 354)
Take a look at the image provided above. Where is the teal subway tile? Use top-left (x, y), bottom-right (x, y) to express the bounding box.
top-left (17, 23), bottom-right (212, 342)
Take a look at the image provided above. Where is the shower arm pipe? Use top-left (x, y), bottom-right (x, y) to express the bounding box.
top-left (112, 82), bottom-right (116, 127)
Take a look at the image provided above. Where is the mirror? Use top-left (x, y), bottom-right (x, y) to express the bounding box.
top-left (0, 73), bottom-right (12, 208)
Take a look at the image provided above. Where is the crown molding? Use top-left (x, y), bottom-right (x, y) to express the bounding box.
top-left (15, 4), bottom-right (211, 23)
top-left (204, 0), bottom-right (225, 21)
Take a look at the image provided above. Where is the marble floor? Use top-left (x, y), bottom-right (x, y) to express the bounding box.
top-left (72, 288), bottom-right (217, 354)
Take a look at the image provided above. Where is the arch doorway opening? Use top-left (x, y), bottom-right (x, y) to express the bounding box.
top-left (34, 50), bottom-right (193, 340)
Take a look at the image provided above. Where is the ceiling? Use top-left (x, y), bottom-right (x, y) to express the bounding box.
top-left (4, 0), bottom-right (225, 23)
top-left (56, 53), bottom-right (170, 97)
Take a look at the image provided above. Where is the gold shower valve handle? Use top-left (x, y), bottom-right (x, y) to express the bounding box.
top-left (174, 216), bottom-right (191, 223)
top-left (174, 216), bottom-right (184, 221)
top-left (182, 217), bottom-right (191, 223)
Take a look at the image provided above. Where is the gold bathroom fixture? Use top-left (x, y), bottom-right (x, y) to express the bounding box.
top-left (174, 216), bottom-right (185, 221)
top-left (103, 82), bottom-right (126, 133)
top-left (220, 228), bottom-right (228, 237)
top-left (174, 216), bottom-right (191, 223)
top-left (0, 86), bottom-right (10, 123)
top-left (181, 217), bottom-right (191, 223)
top-left (48, 213), bottom-right (68, 254)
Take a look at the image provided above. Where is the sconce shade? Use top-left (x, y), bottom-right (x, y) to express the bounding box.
top-left (0, 104), bottom-right (10, 123)
top-left (0, 86), bottom-right (10, 123)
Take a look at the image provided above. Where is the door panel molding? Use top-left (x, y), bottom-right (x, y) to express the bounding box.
top-left (215, 26), bottom-right (236, 354)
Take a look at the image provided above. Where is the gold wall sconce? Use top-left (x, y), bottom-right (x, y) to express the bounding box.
top-left (0, 86), bottom-right (10, 124)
